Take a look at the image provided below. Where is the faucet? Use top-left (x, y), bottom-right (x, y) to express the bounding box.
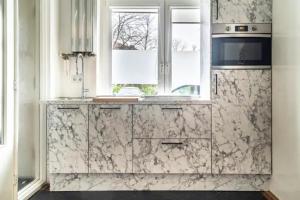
top-left (76, 53), bottom-right (89, 99)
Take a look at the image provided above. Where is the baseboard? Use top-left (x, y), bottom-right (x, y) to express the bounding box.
top-left (263, 191), bottom-right (279, 200)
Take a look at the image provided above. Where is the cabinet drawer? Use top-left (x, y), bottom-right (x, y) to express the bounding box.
top-left (133, 105), bottom-right (211, 139)
top-left (133, 139), bottom-right (211, 174)
top-left (47, 105), bottom-right (88, 131)
top-left (47, 105), bottom-right (88, 174)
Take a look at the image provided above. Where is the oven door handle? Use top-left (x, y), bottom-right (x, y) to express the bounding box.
top-left (212, 34), bottom-right (271, 38)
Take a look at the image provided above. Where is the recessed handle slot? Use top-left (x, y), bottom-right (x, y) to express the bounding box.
top-left (161, 142), bottom-right (184, 145)
top-left (57, 107), bottom-right (80, 110)
top-left (100, 107), bottom-right (121, 110)
top-left (161, 107), bottom-right (183, 111)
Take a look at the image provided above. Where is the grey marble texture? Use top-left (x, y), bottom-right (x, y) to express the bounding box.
top-left (89, 105), bottom-right (133, 173)
top-left (212, 70), bottom-right (272, 175)
top-left (133, 105), bottom-right (211, 139)
top-left (133, 139), bottom-right (211, 174)
top-left (47, 105), bottom-right (89, 174)
top-left (212, 0), bottom-right (272, 23)
top-left (49, 174), bottom-right (270, 191)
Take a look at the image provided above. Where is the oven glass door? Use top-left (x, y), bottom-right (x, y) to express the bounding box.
top-left (212, 36), bottom-right (271, 67)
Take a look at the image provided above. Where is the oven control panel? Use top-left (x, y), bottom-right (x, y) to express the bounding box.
top-left (213, 24), bottom-right (272, 34)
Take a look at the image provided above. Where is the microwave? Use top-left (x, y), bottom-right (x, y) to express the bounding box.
top-left (212, 24), bottom-right (272, 69)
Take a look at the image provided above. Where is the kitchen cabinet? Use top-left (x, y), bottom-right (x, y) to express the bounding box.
top-left (89, 105), bottom-right (132, 173)
top-left (212, 70), bottom-right (272, 174)
top-left (47, 105), bottom-right (89, 173)
top-left (133, 139), bottom-right (211, 174)
top-left (212, 0), bottom-right (272, 24)
top-left (133, 105), bottom-right (211, 139)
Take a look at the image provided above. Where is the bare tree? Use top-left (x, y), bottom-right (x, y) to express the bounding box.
top-left (112, 12), bottom-right (158, 50)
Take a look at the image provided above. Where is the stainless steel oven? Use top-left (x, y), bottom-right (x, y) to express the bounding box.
top-left (212, 24), bottom-right (272, 69)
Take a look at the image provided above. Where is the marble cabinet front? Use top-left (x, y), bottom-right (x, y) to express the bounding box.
top-left (133, 139), bottom-right (211, 174)
top-left (133, 105), bottom-right (211, 139)
top-left (212, 0), bottom-right (272, 24)
top-left (47, 105), bottom-right (89, 174)
top-left (89, 105), bottom-right (133, 173)
top-left (212, 70), bottom-right (272, 175)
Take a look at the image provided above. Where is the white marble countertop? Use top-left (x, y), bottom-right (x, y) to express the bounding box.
top-left (41, 97), bottom-right (212, 105)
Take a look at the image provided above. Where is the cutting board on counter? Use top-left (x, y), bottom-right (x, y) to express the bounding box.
top-left (92, 96), bottom-right (140, 103)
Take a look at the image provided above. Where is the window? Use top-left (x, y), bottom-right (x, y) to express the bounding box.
top-left (102, 0), bottom-right (209, 97)
top-left (112, 8), bottom-right (159, 96)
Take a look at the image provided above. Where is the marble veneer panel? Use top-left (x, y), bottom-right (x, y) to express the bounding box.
top-left (212, 0), bottom-right (272, 23)
top-left (49, 174), bottom-right (270, 191)
top-left (89, 105), bottom-right (133, 173)
top-left (133, 139), bottom-right (211, 174)
top-left (212, 70), bottom-right (272, 175)
top-left (133, 105), bottom-right (211, 139)
top-left (47, 105), bottom-right (89, 173)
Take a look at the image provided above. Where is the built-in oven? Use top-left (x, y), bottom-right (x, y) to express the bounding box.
top-left (212, 24), bottom-right (272, 69)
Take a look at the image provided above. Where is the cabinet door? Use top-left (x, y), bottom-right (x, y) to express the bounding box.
top-left (212, 70), bottom-right (271, 174)
top-left (133, 139), bottom-right (211, 174)
top-left (47, 105), bottom-right (88, 174)
top-left (133, 105), bottom-right (211, 139)
top-left (212, 0), bottom-right (272, 24)
top-left (89, 105), bottom-right (132, 173)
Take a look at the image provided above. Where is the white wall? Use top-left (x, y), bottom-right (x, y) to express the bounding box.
top-left (0, 0), bottom-right (16, 199)
top-left (49, 0), bottom-right (96, 99)
top-left (17, 0), bottom-right (39, 179)
top-left (270, 0), bottom-right (300, 199)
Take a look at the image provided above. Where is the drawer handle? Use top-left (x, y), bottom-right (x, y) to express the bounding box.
top-left (100, 107), bottom-right (121, 110)
top-left (57, 107), bottom-right (80, 110)
top-left (161, 142), bottom-right (184, 145)
top-left (161, 107), bottom-right (182, 111)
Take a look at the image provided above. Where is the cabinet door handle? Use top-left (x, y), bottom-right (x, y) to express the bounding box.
top-left (57, 107), bottom-right (80, 110)
top-left (161, 142), bottom-right (184, 145)
top-left (216, 0), bottom-right (219, 20)
top-left (161, 107), bottom-right (183, 111)
top-left (215, 74), bottom-right (218, 95)
top-left (100, 107), bottom-right (121, 110)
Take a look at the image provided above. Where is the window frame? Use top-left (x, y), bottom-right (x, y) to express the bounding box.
top-left (100, 0), bottom-right (203, 96)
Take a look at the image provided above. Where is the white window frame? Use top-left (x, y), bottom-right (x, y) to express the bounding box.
top-left (99, 0), bottom-right (203, 96)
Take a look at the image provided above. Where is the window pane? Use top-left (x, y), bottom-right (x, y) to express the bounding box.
top-left (112, 9), bottom-right (159, 96)
top-left (171, 8), bottom-right (201, 96)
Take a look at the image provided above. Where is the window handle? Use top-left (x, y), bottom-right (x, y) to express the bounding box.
top-left (215, 74), bottom-right (218, 95)
top-left (160, 63), bottom-right (164, 74)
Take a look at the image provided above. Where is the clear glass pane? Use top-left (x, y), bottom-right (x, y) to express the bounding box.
top-left (111, 9), bottom-right (159, 96)
top-left (18, 0), bottom-right (40, 191)
top-left (171, 8), bottom-right (201, 96)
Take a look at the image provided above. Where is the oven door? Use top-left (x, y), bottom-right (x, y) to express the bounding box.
top-left (212, 34), bottom-right (272, 69)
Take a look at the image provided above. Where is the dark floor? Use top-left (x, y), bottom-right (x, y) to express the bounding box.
top-left (30, 191), bottom-right (267, 200)
top-left (18, 177), bottom-right (34, 191)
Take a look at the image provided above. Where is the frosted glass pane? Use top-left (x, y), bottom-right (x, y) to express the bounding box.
top-left (112, 50), bottom-right (158, 84)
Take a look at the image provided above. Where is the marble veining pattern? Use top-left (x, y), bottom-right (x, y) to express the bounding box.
top-left (133, 105), bottom-right (211, 139)
top-left (212, 0), bottom-right (272, 23)
top-left (49, 174), bottom-right (270, 191)
top-left (212, 70), bottom-right (272, 174)
top-left (47, 105), bottom-right (89, 173)
top-left (89, 105), bottom-right (133, 173)
top-left (133, 139), bottom-right (211, 174)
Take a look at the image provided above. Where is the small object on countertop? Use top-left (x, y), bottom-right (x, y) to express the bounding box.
top-left (93, 96), bottom-right (140, 103)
